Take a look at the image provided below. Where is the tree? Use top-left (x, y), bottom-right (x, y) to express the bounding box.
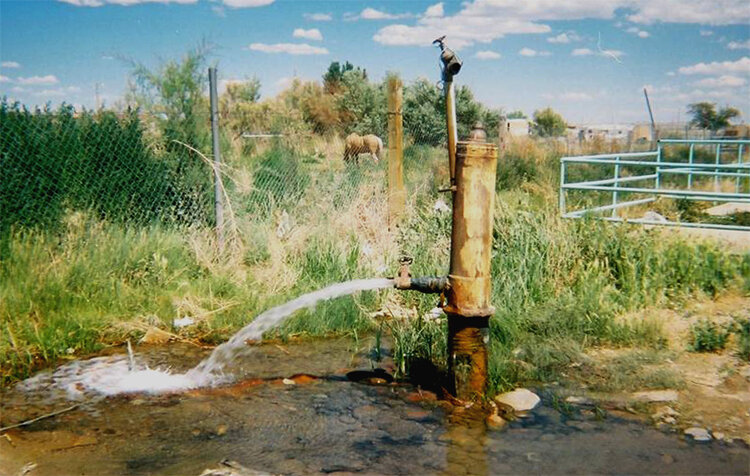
top-left (688, 102), bottom-right (741, 132)
top-left (125, 42), bottom-right (211, 150)
top-left (323, 61), bottom-right (362, 93)
top-left (506, 110), bottom-right (526, 119)
top-left (225, 77), bottom-right (261, 104)
top-left (403, 79), bottom-right (499, 146)
top-left (533, 107), bottom-right (566, 137)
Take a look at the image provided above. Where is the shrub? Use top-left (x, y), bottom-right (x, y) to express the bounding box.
top-left (689, 320), bottom-right (730, 352)
top-left (732, 317), bottom-right (750, 361)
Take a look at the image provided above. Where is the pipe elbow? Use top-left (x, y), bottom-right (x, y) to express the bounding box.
top-left (394, 276), bottom-right (449, 294)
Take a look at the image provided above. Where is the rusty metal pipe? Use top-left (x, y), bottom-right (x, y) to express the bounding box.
top-left (445, 125), bottom-right (498, 401)
top-left (393, 275), bottom-right (449, 294)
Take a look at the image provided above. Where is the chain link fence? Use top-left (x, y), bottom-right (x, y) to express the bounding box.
top-left (0, 101), bottom-right (213, 234)
top-left (0, 69), bottom-right (484, 244)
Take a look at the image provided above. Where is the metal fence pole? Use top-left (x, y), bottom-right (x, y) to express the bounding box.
top-left (611, 155), bottom-right (620, 217)
top-left (688, 143), bottom-right (694, 189)
top-left (714, 143), bottom-right (721, 192)
top-left (208, 67), bottom-right (224, 253)
top-left (655, 143), bottom-right (662, 189)
top-left (739, 144), bottom-right (745, 194)
top-left (559, 161), bottom-right (566, 215)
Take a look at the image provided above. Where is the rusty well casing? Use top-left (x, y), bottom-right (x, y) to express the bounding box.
top-left (443, 130), bottom-right (498, 401)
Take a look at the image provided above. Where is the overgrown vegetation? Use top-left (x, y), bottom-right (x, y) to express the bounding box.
top-left (2, 48), bottom-right (749, 396)
top-left (0, 100), bottom-right (211, 232)
top-left (688, 320), bottom-right (731, 352)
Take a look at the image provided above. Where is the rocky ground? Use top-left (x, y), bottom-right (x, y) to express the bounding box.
top-left (550, 293), bottom-right (750, 445)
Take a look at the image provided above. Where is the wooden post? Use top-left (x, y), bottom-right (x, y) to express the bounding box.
top-left (387, 75), bottom-right (406, 224)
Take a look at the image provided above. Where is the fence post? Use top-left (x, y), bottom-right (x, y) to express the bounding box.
top-left (387, 75), bottom-right (406, 224)
top-left (714, 143), bottom-right (721, 192)
top-left (611, 155), bottom-right (620, 217)
top-left (208, 67), bottom-right (224, 253)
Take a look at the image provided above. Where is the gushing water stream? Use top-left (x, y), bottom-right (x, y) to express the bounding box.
top-left (19, 278), bottom-right (394, 398)
top-left (187, 278), bottom-right (394, 386)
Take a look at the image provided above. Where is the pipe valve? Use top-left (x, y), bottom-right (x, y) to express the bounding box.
top-left (392, 256), bottom-right (449, 294)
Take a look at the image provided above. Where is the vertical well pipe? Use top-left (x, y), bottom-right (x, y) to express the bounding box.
top-left (445, 79), bottom-right (458, 185)
top-left (208, 67), bottom-right (224, 253)
top-left (443, 125), bottom-right (498, 401)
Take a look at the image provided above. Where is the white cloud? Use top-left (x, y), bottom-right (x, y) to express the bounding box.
top-left (519, 47), bottom-right (550, 57)
top-left (33, 89), bottom-right (66, 97)
top-left (693, 75), bottom-right (747, 87)
top-left (373, 0), bottom-right (749, 50)
top-left (1, 61), bottom-right (21, 68)
top-left (626, 0), bottom-right (749, 25)
top-left (571, 47), bottom-right (624, 60)
top-left (0, 75), bottom-right (10, 83)
top-left (293, 28), bottom-right (322, 41)
top-left (728, 40), bottom-right (750, 50)
top-left (304, 13), bottom-right (331, 21)
top-left (11, 86), bottom-right (27, 93)
top-left (248, 42), bottom-right (328, 55)
top-left (475, 50), bottom-right (501, 60)
top-left (666, 71), bottom-right (676, 76)
top-left (626, 26), bottom-right (649, 38)
top-left (678, 56), bottom-right (750, 75)
top-left (220, 0), bottom-right (274, 7)
top-left (547, 32), bottom-right (581, 43)
top-left (59, 0), bottom-right (198, 6)
top-left (101, 55), bottom-right (115, 60)
top-left (424, 3), bottom-right (444, 18)
top-left (355, 7), bottom-right (411, 20)
top-left (16, 75), bottom-right (60, 86)
top-left (700, 30), bottom-right (714, 36)
top-left (59, 0), bottom-right (275, 6)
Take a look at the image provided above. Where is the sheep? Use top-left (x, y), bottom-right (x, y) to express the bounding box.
top-left (343, 133), bottom-right (383, 163)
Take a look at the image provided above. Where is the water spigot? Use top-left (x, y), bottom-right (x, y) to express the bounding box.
top-left (394, 256), bottom-right (413, 290)
top-left (393, 256), bottom-right (449, 294)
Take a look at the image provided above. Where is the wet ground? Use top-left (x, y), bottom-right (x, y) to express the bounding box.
top-left (1, 338), bottom-right (748, 476)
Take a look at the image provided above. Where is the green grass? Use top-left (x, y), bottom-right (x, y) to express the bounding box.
top-left (2, 137), bottom-right (748, 397)
top-left (688, 319), bottom-right (731, 352)
top-left (0, 215), bottom-right (382, 385)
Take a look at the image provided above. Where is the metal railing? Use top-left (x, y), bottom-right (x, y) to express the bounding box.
top-left (559, 139), bottom-right (750, 231)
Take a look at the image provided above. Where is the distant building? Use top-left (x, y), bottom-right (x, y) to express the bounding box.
top-left (721, 124), bottom-right (750, 139)
top-left (504, 118), bottom-right (530, 137)
top-left (630, 123), bottom-right (653, 144)
top-left (573, 124), bottom-right (631, 142)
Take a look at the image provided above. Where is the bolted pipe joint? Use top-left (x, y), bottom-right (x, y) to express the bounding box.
top-left (394, 276), bottom-right (450, 294)
top-left (392, 256), bottom-right (449, 294)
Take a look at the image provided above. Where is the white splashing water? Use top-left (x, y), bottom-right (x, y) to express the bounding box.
top-left (20, 278), bottom-right (394, 398)
top-left (186, 278), bottom-right (394, 386)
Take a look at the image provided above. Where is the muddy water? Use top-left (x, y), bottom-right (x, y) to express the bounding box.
top-left (1, 338), bottom-right (748, 476)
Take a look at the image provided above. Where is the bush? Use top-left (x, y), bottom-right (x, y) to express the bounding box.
top-left (0, 100), bottom-right (210, 233)
top-left (732, 317), bottom-right (750, 361)
top-left (689, 320), bottom-right (730, 352)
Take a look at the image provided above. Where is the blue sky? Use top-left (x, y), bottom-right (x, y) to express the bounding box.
top-left (1, 0), bottom-right (749, 124)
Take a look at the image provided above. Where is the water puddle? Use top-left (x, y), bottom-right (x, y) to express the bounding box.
top-left (1, 337), bottom-right (748, 475)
